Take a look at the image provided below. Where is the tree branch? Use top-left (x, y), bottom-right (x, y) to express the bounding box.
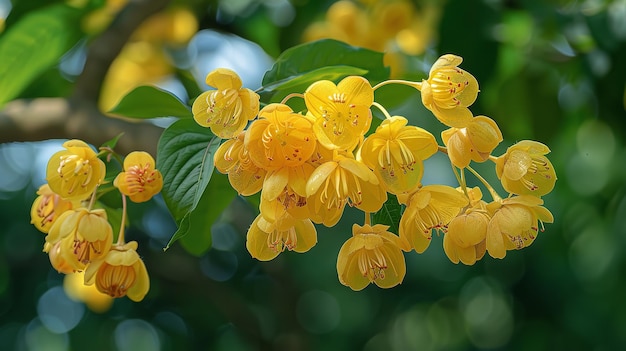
top-left (0, 98), bottom-right (162, 155)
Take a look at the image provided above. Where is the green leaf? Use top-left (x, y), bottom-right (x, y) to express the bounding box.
top-left (157, 119), bottom-right (223, 253)
top-left (259, 39), bottom-right (390, 102)
top-left (0, 3), bottom-right (83, 107)
top-left (372, 194), bottom-right (402, 235)
top-left (109, 86), bottom-right (192, 119)
top-left (179, 172), bottom-right (236, 256)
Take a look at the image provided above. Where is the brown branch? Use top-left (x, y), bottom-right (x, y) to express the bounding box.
top-left (71, 0), bottom-right (171, 104)
top-left (0, 98), bottom-right (162, 155)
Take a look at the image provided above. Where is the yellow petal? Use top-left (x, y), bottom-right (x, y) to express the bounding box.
top-left (205, 68), bottom-right (242, 90)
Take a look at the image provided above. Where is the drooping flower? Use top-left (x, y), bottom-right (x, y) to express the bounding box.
top-left (30, 184), bottom-right (77, 233)
top-left (360, 116), bottom-right (438, 195)
top-left (84, 241), bottom-right (150, 302)
top-left (47, 241), bottom-right (77, 274)
top-left (304, 76), bottom-right (374, 151)
top-left (214, 132), bottom-right (266, 196)
top-left (63, 271), bottom-right (114, 313)
top-left (337, 223), bottom-right (407, 291)
top-left (399, 185), bottom-right (468, 253)
top-left (259, 164), bottom-right (316, 223)
top-left (245, 103), bottom-right (317, 171)
top-left (246, 214), bottom-right (317, 261)
top-left (486, 195), bottom-right (554, 259)
top-left (418, 54), bottom-right (479, 128)
top-left (192, 68), bottom-right (260, 139)
top-left (45, 208), bottom-right (113, 272)
top-left (441, 115), bottom-right (503, 168)
top-left (46, 140), bottom-right (106, 201)
top-left (114, 151), bottom-right (163, 203)
top-left (495, 140), bottom-right (557, 197)
top-left (306, 153), bottom-right (387, 227)
top-left (443, 187), bottom-right (489, 265)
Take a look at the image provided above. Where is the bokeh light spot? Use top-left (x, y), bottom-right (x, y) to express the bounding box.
top-left (37, 286), bottom-right (84, 334)
top-left (114, 319), bottom-right (161, 351)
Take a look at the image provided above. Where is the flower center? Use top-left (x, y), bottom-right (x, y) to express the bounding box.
top-left (267, 226), bottom-right (297, 252)
top-left (430, 68), bottom-right (470, 108)
top-left (125, 164), bottom-right (157, 194)
top-left (57, 154), bottom-right (94, 195)
top-left (97, 264), bottom-right (136, 298)
top-left (206, 89), bottom-right (242, 126)
top-left (357, 246), bottom-right (388, 281)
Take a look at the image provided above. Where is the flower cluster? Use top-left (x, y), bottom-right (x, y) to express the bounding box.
top-left (31, 140), bottom-right (163, 305)
top-left (194, 54), bottom-right (556, 291)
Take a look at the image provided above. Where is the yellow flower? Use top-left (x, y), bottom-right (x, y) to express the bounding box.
top-left (46, 208), bottom-right (113, 271)
top-left (495, 140), bottom-right (557, 197)
top-left (336, 223), bottom-right (407, 291)
top-left (245, 103), bottom-right (317, 171)
top-left (399, 185), bottom-right (468, 253)
top-left (443, 187), bottom-right (489, 265)
top-left (304, 76), bottom-right (374, 151)
top-left (114, 151), bottom-right (163, 203)
top-left (486, 195), bottom-right (554, 259)
top-left (306, 153), bottom-right (387, 227)
top-left (419, 54), bottom-right (479, 128)
top-left (214, 132), bottom-right (266, 196)
top-left (30, 184), bottom-right (77, 233)
top-left (47, 241), bottom-right (77, 274)
top-left (192, 68), bottom-right (260, 139)
top-left (359, 116), bottom-right (438, 195)
top-left (259, 164), bottom-right (316, 224)
top-left (46, 140), bottom-right (106, 201)
top-left (64, 271), bottom-right (114, 313)
top-left (246, 214), bottom-right (317, 261)
top-left (84, 241), bottom-right (150, 302)
top-left (441, 115), bottom-right (503, 168)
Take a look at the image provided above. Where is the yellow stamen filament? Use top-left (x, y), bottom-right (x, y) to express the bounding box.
top-left (357, 246), bottom-right (388, 281)
top-left (57, 154), bottom-right (94, 195)
top-left (430, 68), bottom-right (469, 108)
top-left (267, 226), bottom-right (297, 252)
top-left (206, 89), bottom-right (243, 126)
top-left (97, 264), bottom-right (136, 298)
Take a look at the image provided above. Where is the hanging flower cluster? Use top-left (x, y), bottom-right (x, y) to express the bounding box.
top-left (31, 140), bottom-right (163, 304)
top-left (194, 54), bottom-right (557, 291)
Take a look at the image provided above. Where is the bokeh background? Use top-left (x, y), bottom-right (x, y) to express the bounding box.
top-left (1, 0), bottom-right (626, 350)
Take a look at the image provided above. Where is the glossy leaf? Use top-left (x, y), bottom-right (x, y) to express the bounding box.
top-left (157, 118), bottom-right (222, 252)
top-left (109, 85), bottom-right (192, 119)
top-left (260, 39), bottom-right (389, 102)
top-left (0, 4), bottom-right (82, 107)
top-left (372, 194), bottom-right (402, 235)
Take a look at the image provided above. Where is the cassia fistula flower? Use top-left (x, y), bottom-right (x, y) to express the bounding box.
top-left (336, 223), bottom-right (407, 291)
top-left (46, 140), bottom-right (106, 201)
top-left (246, 214), bottom-right (317, 261)
top-left (443, 187), bottom-right (489, 265)
top-left (399, 185), bottom-right (468, 253)
top-left (85, 241), bottom-right (150, 302)
top-left (192, 68), bottom-right (260, 139)
top-left (214, 132), bottom-right (266, 196)
top-left (46, 208), bottom-right (113, 272)
top-left (418, 54), bottom-right (479, 128)
top-left (495, 140), bottom-right (556, 197)
top-left (304, 76), bottom-right (374, 151)
top-left (486, 195), bottom-right (554, 259)
top-left (306, 153), bottom-right (387, 227)
top-left (245, 103), bottom-right (317, 171)
top-left (441, 115), bottom-right (503, 168)
top-left (30, 184), bottom-right (77, 233)
top-left (114, 151), bottom-right (163, 203)
top-left (360, 116), bottom-right (438, 195)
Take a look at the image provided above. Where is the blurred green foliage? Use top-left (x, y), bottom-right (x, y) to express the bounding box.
top-left (1, 0), bottom-right (626, 350)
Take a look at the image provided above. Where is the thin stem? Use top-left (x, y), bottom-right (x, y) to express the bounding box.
top-left (280, 93), bottom-right (304, 105)
top-left (117, 193), bottom-right (127, 246)
top-left (87, 185), bottom-right (99, 210)
top-left (371, 101), bottom-right (392, 120)
top-left (364, 211), bottom-right (371, 226)
top-left (372, 79), bottom-right (421, 91)
top-left (466, 166), bottom-right (502, 202)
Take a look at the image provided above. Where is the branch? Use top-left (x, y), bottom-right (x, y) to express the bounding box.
top-left (71, 0), bottom-right (171, 104)
top-left (0, 98), bottom-right (162, 155)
